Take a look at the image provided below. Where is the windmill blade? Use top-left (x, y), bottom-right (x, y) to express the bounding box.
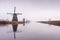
top-left (16, 13), bottom-right (22, 15)
top-left (7, 13), bottom-right (13, 15)
top-left (7, 13), bottom-right (22, 15)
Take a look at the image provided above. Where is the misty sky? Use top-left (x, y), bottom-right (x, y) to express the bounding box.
top-left (0, 0), bottom-right (60, 21)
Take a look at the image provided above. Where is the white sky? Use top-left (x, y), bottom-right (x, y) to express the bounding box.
top-left (0, 0), bottom-right (60, 21)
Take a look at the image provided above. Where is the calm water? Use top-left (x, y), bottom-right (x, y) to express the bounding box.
top-left (0, 22), bottom-right (60, 40)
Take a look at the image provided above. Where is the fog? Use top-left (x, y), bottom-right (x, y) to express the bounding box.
top-left (0, 0), bottom-right (60, 21)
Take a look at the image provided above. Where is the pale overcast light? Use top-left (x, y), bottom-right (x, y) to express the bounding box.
top-left (0, 0), bottom-right (60, 21)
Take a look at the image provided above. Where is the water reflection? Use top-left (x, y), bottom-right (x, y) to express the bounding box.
top-left (12, 24), bottom-right (18, 39)
top-left (1, 22), bottom-right (60, 40)
top-left (12, 23), bottom-right (26, 40)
